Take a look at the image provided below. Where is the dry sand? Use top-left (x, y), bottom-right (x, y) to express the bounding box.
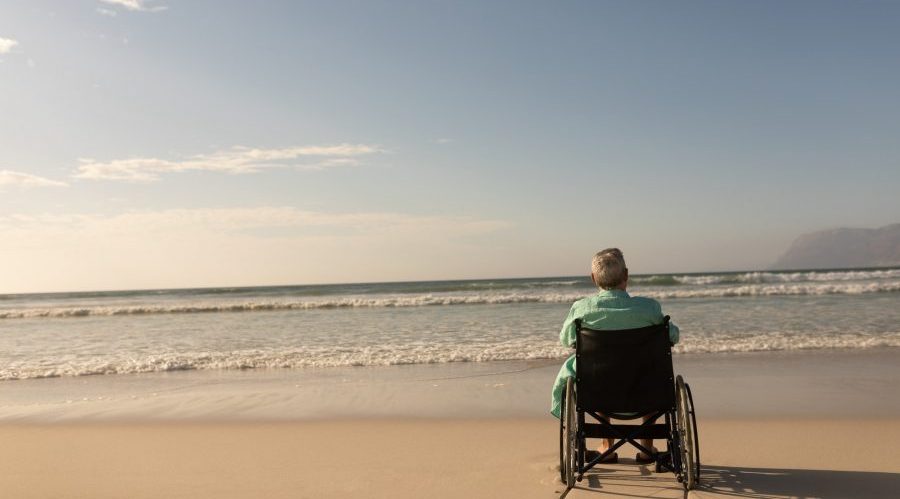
top-left (2, 349), bottom-right (899, 497)
top-left (1, 418), bottom-right (898, 498)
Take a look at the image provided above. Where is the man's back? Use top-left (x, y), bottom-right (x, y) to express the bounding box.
top-left (559, 289), bottom-right (679, 348)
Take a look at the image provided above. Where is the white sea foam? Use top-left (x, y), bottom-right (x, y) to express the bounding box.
top-left (2, 332), bottom-right (898, 380)
top-left (676, 331), bottom-right (900, 354)
top-left (0, 341), bottom-right (572, 380)
top-left (646, 280), bottom-right (900, 299)
top-left (655, 269), bottom-right (900, 285)
top-left (0, 294), bottom-right (585, 318)
top-left (2, 279), bottom-right (898, 319)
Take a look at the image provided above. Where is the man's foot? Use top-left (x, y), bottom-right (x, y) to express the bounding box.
top-left (585, 449), bottom-right (619, 464)
top-left (635, 448), bottom-right (658, 465)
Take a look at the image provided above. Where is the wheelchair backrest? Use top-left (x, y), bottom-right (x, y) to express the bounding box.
top-left (574, 316), bottom-right (675, 415)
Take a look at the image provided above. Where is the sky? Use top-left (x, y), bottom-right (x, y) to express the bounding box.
top-left (1, 0), bottom-right (899, 293)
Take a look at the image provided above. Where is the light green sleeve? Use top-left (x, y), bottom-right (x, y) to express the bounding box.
top-left (649, 298), bottom-right (679, 345)
top-left (653, 300), bottom-right (681, 345)
top-left (559, 303), bottom-right (579, 348)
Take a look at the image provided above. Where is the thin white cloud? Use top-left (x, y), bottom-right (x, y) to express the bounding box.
top-left (98, 0), bottom-right (167, 12)
top-left (74, 144), bottom-right (384, 182)
top-left (0, 38), bottom-right (18, 54)
top-left (0, 170), bottom-right (68, 188)
top-left (432, 138), bottom-right (454, 144)
top-left (96, 7), bottom-right (118, 17)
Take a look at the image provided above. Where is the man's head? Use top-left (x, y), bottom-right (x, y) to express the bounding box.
top-left (591, 248), bottom-right (628, 290)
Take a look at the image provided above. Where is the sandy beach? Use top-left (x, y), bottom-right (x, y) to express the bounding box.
top-left (1, 348), bottom-right (898, 498)
top-left (1, 419), bottom-right (898, 498)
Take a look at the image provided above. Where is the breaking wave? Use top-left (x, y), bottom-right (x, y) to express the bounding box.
top-left (2, 332), bottom-right (898, 380)
top-left (632, 269), bottom-right (900, 286)
top-left (2, 279), bottom-right (898, 319)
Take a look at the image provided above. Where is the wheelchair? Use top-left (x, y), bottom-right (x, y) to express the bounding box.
top-left (559, 316), bottom-right (700, 493)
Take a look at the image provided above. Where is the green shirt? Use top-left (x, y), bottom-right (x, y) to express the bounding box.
top-left (559, 289), bottom-right (679, 347)
top-left (550, 288), bottom-right (678, 418)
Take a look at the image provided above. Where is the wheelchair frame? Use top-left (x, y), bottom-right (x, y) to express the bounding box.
top-left (559, 316), bottom-right (700, 494)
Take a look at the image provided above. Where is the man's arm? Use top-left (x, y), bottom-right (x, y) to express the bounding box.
top-left (559, 303), bottom-right (579, 348)
top-left (668, 321), bottom-right (680, 345)
top-left (648, 298), bottom-right (680, 345)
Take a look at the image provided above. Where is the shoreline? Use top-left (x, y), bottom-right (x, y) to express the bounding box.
top-left (2, 347), bottom-right (899, 422)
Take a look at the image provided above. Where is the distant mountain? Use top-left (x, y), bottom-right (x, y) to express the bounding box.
top-left (772, 223), bottom-right (900, 270)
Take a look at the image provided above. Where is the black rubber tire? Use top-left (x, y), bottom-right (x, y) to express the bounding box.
top-left (675, 375), bottom-right (696, 490)
top-left (686, 382), bottom-right (701, 484)
top-left (564, 377), bottom-right (577, 488)
top-left (559, 386), bottom-right (567, 483)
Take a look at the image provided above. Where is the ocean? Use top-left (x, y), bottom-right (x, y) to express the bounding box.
top-left (1, 268), bottom-right (898, 382)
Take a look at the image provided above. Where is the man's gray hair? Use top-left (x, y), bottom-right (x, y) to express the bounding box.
top-left (591, 248), bottom-right (627, 289)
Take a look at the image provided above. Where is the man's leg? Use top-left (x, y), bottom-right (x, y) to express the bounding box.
top-left (637, 414), bottom-right (658, 459)
top-left (598, 437), bottom-right (614, 453)
top-left (597, 413), bottom-right (615, 458)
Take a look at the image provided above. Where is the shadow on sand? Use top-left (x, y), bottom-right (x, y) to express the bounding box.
top-left (562, 464), bottom-right (899, 498)
top-left (695, 465), bottom-right (900, 499)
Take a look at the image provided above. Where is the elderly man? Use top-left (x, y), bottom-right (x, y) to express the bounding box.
top-left (550, 248), bottom-right (679, 463)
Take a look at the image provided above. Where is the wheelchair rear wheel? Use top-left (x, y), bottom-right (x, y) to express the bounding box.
top-left (563, 377), bottom-right (577, 488)
top-left (558, 386), bottom-right (567, 483)
top-left (686, 382), bottom-right (701, 484)
top-left (675, 375), bottom-right (697, 490)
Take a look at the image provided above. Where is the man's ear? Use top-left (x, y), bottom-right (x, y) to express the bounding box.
top-left (590, 272), bottom-right (597, 286)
